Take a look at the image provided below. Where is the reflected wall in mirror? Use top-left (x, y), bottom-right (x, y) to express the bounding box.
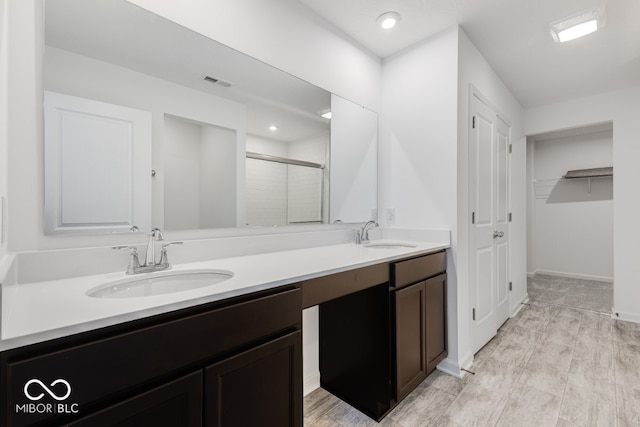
top-left (330, 94), bottom-right (378, 223)
top-left (43, 0), bottom-right (377, 234)
top-left (163, 115), bottom-right (238, 230)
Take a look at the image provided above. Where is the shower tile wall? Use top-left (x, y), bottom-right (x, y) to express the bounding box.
top-left (246, 158), bottom-right (288, 226)
top-left (246, 133), bottom-right (328, 226)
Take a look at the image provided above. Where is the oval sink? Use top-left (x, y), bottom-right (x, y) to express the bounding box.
top-left (87, 269), bottom-right (234, 298)
top-left (363, 243), bottom-right (417, 249)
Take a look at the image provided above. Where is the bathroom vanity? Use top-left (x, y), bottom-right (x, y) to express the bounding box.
top-left (317, 250), bottom-right (447, 420)
top-left (1, 286), bottom-right (302, 427)
top-left (0, 242), bottom-right (447, 426)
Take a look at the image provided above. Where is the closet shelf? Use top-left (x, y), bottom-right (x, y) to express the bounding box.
top-left (563, 167), bottom-right (613, 179)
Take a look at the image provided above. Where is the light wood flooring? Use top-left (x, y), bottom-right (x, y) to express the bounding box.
top-left (304, 275), bottom-right (639, 426)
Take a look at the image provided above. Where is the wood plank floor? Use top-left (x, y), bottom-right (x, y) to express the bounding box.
top-left (305, 275), bottom-right (638, 426)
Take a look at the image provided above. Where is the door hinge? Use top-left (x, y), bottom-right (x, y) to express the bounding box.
top-left (472, 212), bottom-right (475, 224)
top-left (472, 116), bottom-right (476, 129)
top-left (509, 281), bottom-right (513, 291)
top-left (509, 143), bottom-right (512, 153)
top-left (472, 308), bottom-right (476, 321)
top-left (509, 212), bottom-right (512, 222)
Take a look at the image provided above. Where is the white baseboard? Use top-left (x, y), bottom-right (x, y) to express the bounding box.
top-left (437, 351), bottom-right (474, 379)
top-left (510, 293), bottom-right (529, 318)
top-left (303, 372), bottom-right (320, 396)
top-left (611, 309), bottom-right (640, 324)
top-left (436, 357), bottom-right (462, 378)
top-left (533, 269), bottom-right (613, 283)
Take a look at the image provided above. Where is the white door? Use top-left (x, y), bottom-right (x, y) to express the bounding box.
top-left (44, 91), bottom-right (152, 234)
top-left (469, 94), bottom-right (510, 354)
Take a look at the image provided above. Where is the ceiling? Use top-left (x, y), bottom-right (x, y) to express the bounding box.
top-left (46, 0), bottom-right (331, 143)
top-left (299, 0), bottom-right (640, 108)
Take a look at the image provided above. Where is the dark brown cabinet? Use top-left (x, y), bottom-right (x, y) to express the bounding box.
top-left (316, 250), bottom-right (448, 421)
top-left (1, 287), bottom-right (302, 427)
top-left (393, 273), bottom-right (447, 400)
top-left (204, 331), bottom-right (302, 427)
top-left (394, 280), bottom-right (427, 401)
top-left (425, 274), bottom-right (447, 373)
top-left (392, 251), bottom-right (447, 402)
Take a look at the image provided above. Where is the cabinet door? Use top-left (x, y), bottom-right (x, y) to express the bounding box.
top-left (394, 281), bottom-right (427, 401)
top-left (204, 331), bottom-right (302, 427)
top-left (66, 371), bottom-right (202, 427)
top-left (426, 273), bottom-right (447, 373)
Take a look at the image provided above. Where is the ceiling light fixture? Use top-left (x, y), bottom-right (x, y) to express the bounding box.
top-left (377, 11), bottom-right (401, 30)
top-left (269, 125), bottom-right (278, 131)
top-left (550, 7), bottom-right (605, 43)
top-left (320, 111), bottom-right (332, 120)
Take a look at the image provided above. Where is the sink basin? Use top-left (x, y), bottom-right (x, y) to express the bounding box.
top-left (363, 242), bottom-right (417, 249)
top-left (87, 269), bottom-right (234, 298)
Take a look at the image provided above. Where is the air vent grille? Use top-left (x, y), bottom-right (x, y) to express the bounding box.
top-left (204, 75), bottom-right (232, 87)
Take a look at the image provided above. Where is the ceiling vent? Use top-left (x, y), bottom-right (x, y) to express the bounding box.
top-left (204, 75), bottom-right (232, 87)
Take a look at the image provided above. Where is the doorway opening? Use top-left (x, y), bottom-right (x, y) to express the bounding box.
top-left (526, 122), bottom-right (613, 313)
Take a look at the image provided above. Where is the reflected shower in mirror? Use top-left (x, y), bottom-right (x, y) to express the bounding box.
top-left (43, 0), bottom-right (376, 234)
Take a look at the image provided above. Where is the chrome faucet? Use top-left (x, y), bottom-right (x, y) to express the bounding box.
top-left (113, 228), bottom-right (183, 274)
top-left (145, 228), bottom-right (164, 266)
top-left (356, 220), bottom-right (378, 244)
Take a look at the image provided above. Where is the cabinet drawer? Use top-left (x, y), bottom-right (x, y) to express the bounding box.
top-left (301, 263), bottom-right (389, 308)
top-left (391, 251), bottom-right (446, 288)
top-left (6, 288), bottom-right (300, 427)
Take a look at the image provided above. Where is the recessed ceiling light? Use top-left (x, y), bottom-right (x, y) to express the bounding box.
top-left (377, 12), bottom-right (400, 30)
top-left (269, 125), bottom-right (278, 131)
top-left (320, 111), bottom-right (332, 120)
top-left (550, 7), bottom-right (605, 43)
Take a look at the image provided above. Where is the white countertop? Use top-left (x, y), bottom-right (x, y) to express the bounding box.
top-left (1, 240), bottom-right (448, 351)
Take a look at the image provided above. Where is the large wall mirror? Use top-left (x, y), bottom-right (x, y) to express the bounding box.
top-left (43, 0), bottom-right (378, 235)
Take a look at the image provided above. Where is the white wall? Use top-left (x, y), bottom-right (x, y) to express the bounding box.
top-left (164, 117), bottom-right (237, 230)
top-left (457, 28), bottom-right (525, 369)
top-left (525, 86), bottom-right (640, 322)
top-left (200, 126), bottom-right (237, 229)
top-left (127, 0), bottom-right (381, 112)
top-left (380, 27), bottom-right (460, 369)
top-left (526, 138), bottom-right (536, 274)
top-left (530, 131), bottom-right (613, 281)
top-left (330, 94), bottom-right (378, 223)
top-left (288, 133), bottom-right (328, 165)
top-left (380, 26), bottom-right (524, 375)
top-left (0, 0), bottom-right (8, 258)
top-left (164, 116), bottom-right (203, 230)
